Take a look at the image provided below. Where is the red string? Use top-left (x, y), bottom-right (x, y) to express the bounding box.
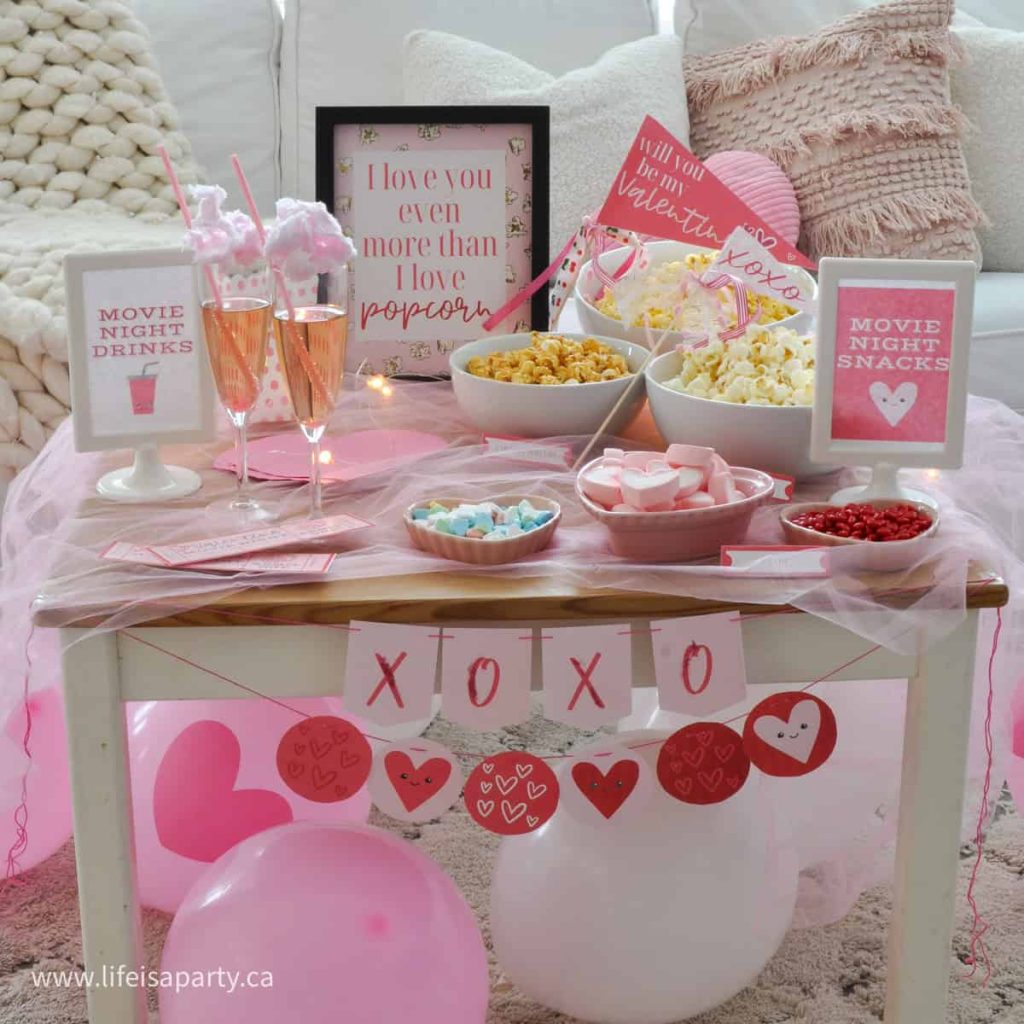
top-left (962, 606), bottom-right (1001, 985)
top-left (5, 625), bottom-right (36, 883)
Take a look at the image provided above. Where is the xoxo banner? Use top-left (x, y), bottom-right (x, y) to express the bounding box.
top-left (342, 612), bottom-right (753, 730)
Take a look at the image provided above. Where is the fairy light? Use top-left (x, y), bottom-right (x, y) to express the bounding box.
top-left (381, 384), bottom-right (393, 398)
top-left (367, 375), bottom-right (385, 391)
top-left (924, 468), bottom-right (941, 481)
top-left (318, 449), bottom-right (334, 465)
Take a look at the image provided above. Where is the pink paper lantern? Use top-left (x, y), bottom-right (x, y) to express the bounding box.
top-left (159, 822), bottom-right (489, 1024)
top-left (704, 151), bottom-right (802, 245)
top-left (128, 698), bottom-right (371, 913)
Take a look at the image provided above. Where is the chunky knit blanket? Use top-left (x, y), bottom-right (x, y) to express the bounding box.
top-left (0, 0), bottom-right (199, 489)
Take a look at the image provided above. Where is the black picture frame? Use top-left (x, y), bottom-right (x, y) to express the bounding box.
top-left (316, 105), bottom-right (550, 378)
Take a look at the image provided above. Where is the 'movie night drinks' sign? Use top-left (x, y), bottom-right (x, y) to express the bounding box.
top-left (64, 249), bottom-right (215, 451)
top-left (811, 258), bottom-right (975, 469)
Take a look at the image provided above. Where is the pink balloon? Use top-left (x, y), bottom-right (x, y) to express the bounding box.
top-left (0, 687), bottom-right (72, 876)
top-left (159, 822), bottom-right (489, 1024)
top-left (128, 699), bottom-right (370, 913)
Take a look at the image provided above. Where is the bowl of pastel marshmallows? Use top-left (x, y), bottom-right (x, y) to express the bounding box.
top-left (576, 444), bottom-right (775, 561)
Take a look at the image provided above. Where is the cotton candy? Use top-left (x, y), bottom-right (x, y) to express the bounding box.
top-left (265, 198), bottom-right (356, 281)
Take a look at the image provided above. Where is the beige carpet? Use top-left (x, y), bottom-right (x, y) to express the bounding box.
top-left (0, 724), bottom-right (1022, 1023)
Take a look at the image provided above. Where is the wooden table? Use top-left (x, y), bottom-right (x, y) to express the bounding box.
top-left (33, 551), bottom-right (1006, 1024)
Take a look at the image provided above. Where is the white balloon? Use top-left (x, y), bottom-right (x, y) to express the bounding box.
top-left (490, 730), bottom-right (798, 1024)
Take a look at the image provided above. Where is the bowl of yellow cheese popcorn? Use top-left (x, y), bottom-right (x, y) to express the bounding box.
top-left (450, 332), bottom-right (647, 438)
top-left (575, 240), bottom-right (815, 349)
top-left (645, 325), bottom-right (833, 480)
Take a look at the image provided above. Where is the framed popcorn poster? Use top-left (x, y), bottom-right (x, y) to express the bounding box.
top-left (316, 105), bottom-right (550, 378)
top-left (810, 258), bottom-right (976, 469)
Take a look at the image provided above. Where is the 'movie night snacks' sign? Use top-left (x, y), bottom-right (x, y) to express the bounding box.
top-left (64, 249), bottom-right (215, 451)
top-left (812, 258), bottom-right (975, 468)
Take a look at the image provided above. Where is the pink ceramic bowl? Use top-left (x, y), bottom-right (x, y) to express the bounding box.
top-left (575, 460), bottom-right (775, 562)
top-left (780, 500), bottom-right (939, 571)
top-left (404, 495), bottom-right (561, 566)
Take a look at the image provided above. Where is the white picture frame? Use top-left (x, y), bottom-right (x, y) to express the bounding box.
top-left (810, 257), bottom-right (975, 470)
top-left (64, 248), bottom-right (215, 452)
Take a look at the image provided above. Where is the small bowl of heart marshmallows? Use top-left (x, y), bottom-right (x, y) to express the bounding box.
top-left (576, 444), bottom-right (775, 561)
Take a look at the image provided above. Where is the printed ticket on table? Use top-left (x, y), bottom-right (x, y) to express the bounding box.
top-left (102, 542), bottom-right (337, 575)
top-left (144, 513), bottom-right (372, 566)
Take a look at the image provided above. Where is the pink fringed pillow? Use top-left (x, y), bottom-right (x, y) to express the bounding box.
top-left (686, 0), bottom-right (984, 264)
top-left (703, 150), bottom-right (801, 244)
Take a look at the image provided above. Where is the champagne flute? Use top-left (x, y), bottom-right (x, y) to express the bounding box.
top-left (200, 266), bottom-right (274, 521)
top-left (273, 267), bottom-right (348, 518)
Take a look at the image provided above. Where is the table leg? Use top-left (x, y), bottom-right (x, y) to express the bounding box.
top-left (884, 614), bottom-right (979, 1023)
top-left (61, 631), bottom-right (146, 1024)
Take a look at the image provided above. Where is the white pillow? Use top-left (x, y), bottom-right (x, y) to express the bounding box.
top-left (676, 0), bottom-right (990, 55)
top-left (280, 0), bottom-right (657, 201)
top-left (135, 0), bottom-right (281, 215)
top-left (402, 32), bottom-right (689, 250)
top-left (952, 28), bottom-right (1024, 270)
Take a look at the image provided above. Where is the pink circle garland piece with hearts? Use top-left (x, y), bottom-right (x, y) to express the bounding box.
top-left (743, 692), bottom-right (837, 778)
top-left (464, 752), bottom-right (559, 835)
top-left (276, 715), bottom-right (372, 803)
top-left (657, 722), bottom-right (750, 805)
top-left (560, 743), bottom-right (653, 826)
top-left (369, 739), bottom-right (463, 823)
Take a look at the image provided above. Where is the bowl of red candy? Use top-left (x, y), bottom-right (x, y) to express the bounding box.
top-left (780, 500), bottom-right (938, 570)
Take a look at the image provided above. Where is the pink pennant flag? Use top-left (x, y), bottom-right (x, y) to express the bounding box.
top-left (597, 115), bottom-right (815, 270)
top-left (441, 628), bottom-right (532, 731)
top-left (542, 624), bottom-right (632, 727)
top-left (344, 622), bottom-right (439, 726)
top-left (652, 613), bottom-right (747, 717)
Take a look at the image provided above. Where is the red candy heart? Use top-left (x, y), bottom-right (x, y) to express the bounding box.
top-left (384, 750), bottom-right (453, 812)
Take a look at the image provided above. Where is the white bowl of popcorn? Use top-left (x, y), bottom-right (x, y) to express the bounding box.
top-left (450, 332), bottom-right (647, 438)
top-left (575, 240), bottom-right (815, 349)
top-left (645, 325), bottom-right (833, 480)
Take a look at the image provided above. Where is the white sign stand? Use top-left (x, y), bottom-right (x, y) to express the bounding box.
top-left (96, 444), bottom-right (202, 502)
top-left (64, 248), bottom-right (216, 503)
top-left (810, 257), bottom-right (975, 511)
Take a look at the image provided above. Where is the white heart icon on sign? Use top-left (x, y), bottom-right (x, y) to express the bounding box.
top-left (869, 381), bottom-right (918, 427)
top-left (752, 699), bottom-right (821, 764)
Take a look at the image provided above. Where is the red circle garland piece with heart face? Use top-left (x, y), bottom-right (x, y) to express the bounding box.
top-left (743, 692), bottom-right (837, 777)
top-left (560, 742), bottom-right (654, 826)
top-left (464, 751), bottom-right (559, 836)
top-left (657, 722), bottom-right (750, 805)
top-left (368, 738), bottom-right (463, 823)
top-left (276, 715), bottom-right (372, 804)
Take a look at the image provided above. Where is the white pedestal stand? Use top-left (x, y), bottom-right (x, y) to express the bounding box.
top-left (830, 461), bottom-right (938, 510)
top-left (96, 445), bottom-right (201, 502)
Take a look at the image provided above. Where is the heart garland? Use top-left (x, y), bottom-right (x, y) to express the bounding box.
top-left (266, 693), bottom-right (836, 830)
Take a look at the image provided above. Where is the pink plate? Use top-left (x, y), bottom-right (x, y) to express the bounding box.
top-left (576, 458), bottom-right (774, 562)
top-left (215, 429), bottom-right (448, 482)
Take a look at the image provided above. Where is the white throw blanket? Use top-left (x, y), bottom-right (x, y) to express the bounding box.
top-left (0, 0), bottom-right (199, 488)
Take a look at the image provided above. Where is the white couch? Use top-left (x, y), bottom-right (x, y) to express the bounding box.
top-left (136, 0), bottom-right (1024, 409)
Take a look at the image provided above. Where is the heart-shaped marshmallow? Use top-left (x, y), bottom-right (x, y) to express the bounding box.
top-left (707, 470), bottom-right (740, 506)
top-left (580, 465), bottom-right (623, 508)
top-left (675, 466), bottom-right (704, 498)
top-left (665, 444), bottom-right (715, 470)
top-left (622, 452), bottom-right (652, 470)
top-left (620, 467), bottom-right (681, 510)
top-left (675, 490), bottom-right (715, 510)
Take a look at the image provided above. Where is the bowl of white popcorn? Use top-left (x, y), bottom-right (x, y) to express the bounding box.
top-left (645, 325), bottom-right (833, 480)
top-left (576, 240), bottom-right (815, 349)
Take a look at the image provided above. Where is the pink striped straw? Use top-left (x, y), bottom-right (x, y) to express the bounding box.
top-left (229, 154), bottom-right (333, 411)
top-left (157, 146), bottom-right (259, 405)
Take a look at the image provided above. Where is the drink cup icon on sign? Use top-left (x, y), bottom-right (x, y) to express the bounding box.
top-left (128, 362), bottom-right (159, 415)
